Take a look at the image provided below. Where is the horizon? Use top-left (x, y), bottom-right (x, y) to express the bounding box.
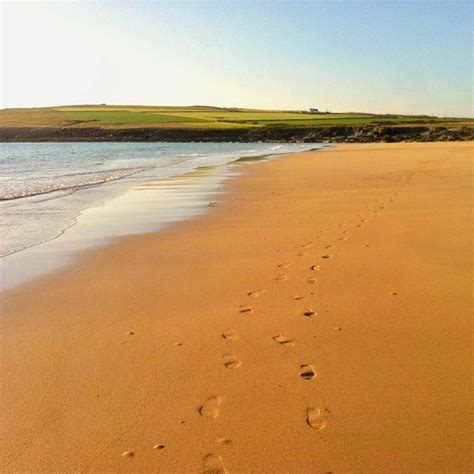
top-left (1, 1), bottom-right (472, 117)
top-left (1, 103), bottom-right (471, 119)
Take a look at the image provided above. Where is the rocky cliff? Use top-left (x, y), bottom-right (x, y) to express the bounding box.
top-left (1, 125), bottom-right (472, 143)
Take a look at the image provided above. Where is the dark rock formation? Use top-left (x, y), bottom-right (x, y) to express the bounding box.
top-left (0, 125), bottom-right (472, 143)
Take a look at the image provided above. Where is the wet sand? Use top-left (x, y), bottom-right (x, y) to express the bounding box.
top-left (1, 142), bottom-right (472, 472)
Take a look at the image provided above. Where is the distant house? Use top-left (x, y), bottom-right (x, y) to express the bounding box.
top-left (309, 108), bottom-right (320, 114)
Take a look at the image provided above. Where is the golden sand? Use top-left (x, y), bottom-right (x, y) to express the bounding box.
top-left (1, 142), bottom-right (472, 472)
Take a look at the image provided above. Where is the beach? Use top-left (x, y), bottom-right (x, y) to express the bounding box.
top-left (1, 142), bottom-right (472, 472)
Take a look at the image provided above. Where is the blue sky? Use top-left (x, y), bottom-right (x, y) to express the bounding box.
top-left (1, 0), bottom-right (472, 116)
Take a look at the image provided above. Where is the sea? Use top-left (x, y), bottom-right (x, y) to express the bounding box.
top-left (0, 142), bottom-right (324, 289)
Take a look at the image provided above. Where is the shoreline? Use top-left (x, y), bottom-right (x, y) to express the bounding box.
top-left (0, 161), bottom-right (239, 292)
top-left (1, 143), bottom-right (319, 291)
top-left (1, 142), bottom-right (472, 472)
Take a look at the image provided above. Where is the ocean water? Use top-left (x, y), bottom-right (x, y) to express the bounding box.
top-left (0, 142), bottom-right (323, 289)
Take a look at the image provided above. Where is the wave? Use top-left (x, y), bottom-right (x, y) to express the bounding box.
top-left (0, 167), bottom-right (147, 201)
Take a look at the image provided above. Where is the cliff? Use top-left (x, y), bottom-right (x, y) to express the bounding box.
top-left (1, 124), bottom-right (472, 143)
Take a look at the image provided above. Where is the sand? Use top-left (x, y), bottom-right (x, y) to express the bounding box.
top-left (1, 142), bottom-right (472, 473)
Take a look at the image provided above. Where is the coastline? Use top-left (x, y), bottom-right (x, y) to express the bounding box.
top-left (1, 143), bottom-right (319, 291)
top-left (0, 161), bottom-right (240, 291)
top-left (1, 142), bottom-right (472, 472)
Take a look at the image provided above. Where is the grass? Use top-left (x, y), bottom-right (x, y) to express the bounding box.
top-left (1, 105), bottom-right (472, 129)
top-left (62, 111), bottom-right (205, 125)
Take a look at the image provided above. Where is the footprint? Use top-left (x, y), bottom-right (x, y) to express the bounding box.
top-left (223, 354), bottom-right (241, 369)
top-left (275, 274), bottom-right (288, 282)
top-left (306, 277), bottom-right (317, 284)
top-left (153, 444), bottom-right (166, 450)
top-left (307, 408), bottom-right (327, 430)
top-left (248, 289), bottom-right (265, 298)
top-left (310, 265), bottom-right (320, 271)
top-left (203, 453), bottom-right (227, 474)
top-left (216, 438), bottom-right (232, 445)
top-left (126, 331), bottom-right (135, 336)
top-left (303, 308), bottom-right (316, 317)
top-left (278, 262), bottom-right (293, 269)
top-left (273, 334), bottom-right (296, 346)
top-left (122, 451), bottom-right (134, 458)
top-left (200, 396), bottom-right (222, 418)
top-left (222, 329), bottom-right (239, 341)
top-left (300, 365), bottom-right (317, 380)
top-left (239, 306), bottom-right (253, 314)
top-left (321, 254), bottom-right (332, 259)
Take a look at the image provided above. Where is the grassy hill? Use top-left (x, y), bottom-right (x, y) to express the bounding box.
top-left (1, 105), bottom-right (472, 130)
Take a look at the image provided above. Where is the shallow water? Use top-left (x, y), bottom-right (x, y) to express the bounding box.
top-left (0, 142), bottom-right (324, 290)
top-left (0, 142), bottom-right (322, 257)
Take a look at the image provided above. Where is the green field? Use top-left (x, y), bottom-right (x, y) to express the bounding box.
top-left (1, 105), bottom-right (472, 129)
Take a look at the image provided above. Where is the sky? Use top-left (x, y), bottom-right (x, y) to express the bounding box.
top-left (1, 0), bottom-right (472, 116)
